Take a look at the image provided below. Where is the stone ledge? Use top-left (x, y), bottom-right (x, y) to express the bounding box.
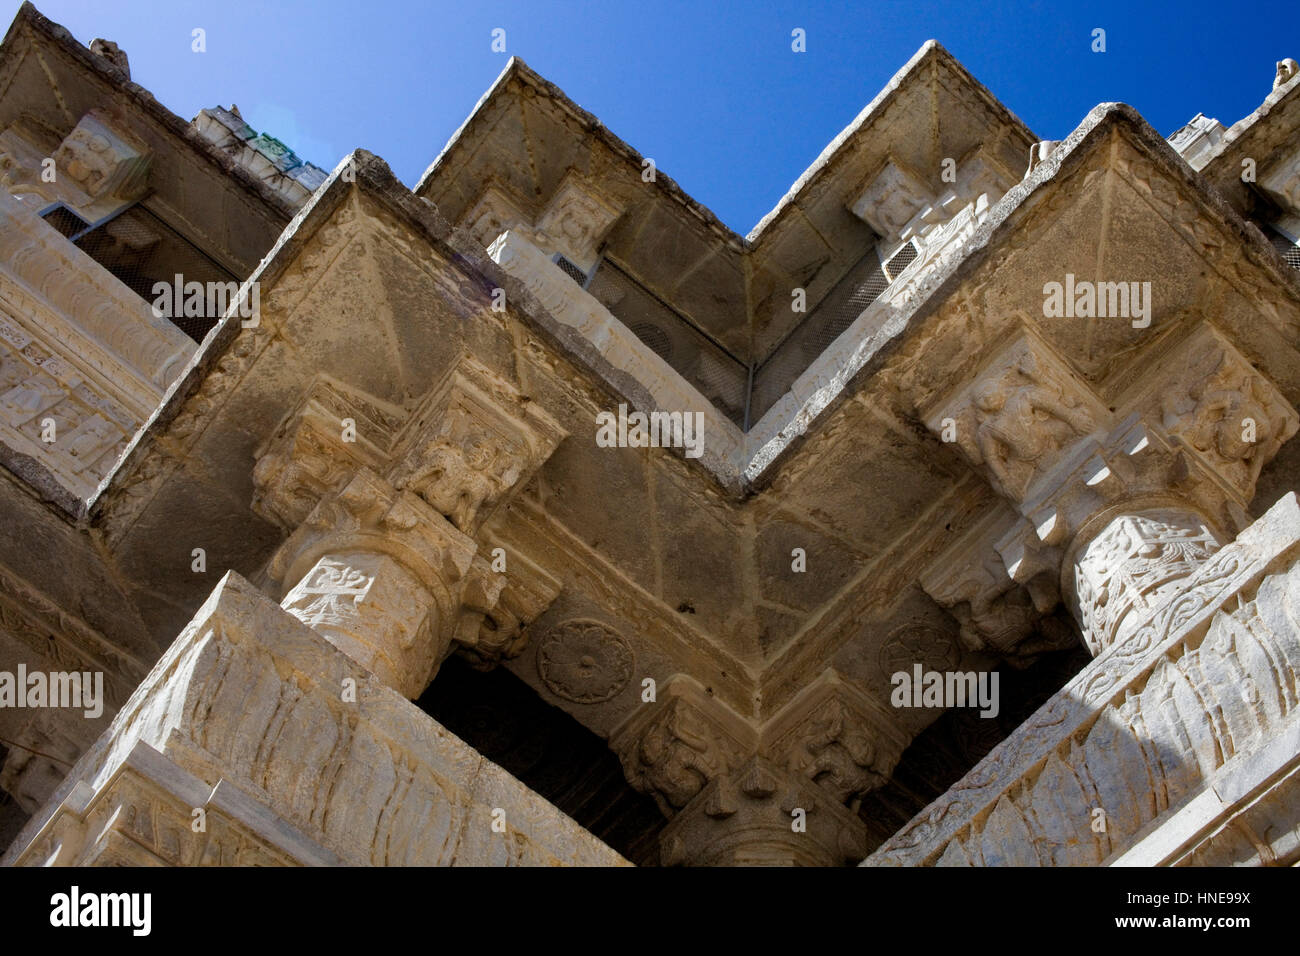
top-left (3, 570), bottom-right (629, 867)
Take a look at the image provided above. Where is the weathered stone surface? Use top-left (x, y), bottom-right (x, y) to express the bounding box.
top-left (2, 572), bottom-right (627, 867)
top-left (864, 493), bottom-right (1300, 867)
top-left (2, 2), bottom-right (1300, 867)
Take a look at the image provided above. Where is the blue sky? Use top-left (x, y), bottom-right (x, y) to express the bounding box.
top-left (9, 0), bottom-right (1300, 232)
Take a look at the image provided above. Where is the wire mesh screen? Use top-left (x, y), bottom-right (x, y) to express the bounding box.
top-left (884, 240), bottom-right (919, 280)
top-left (749, 248), bottom-right (891, 422)
top-left (1269, 228), bottom-right (1300, 272)
top-left (41, 205), bottom-right (85, 238)
top-left (554, 254), bottom-right (589, 286)
top-left (585, 258), bottom-right (748, 427)
top-left (42, 204), bottom-right (240, 343)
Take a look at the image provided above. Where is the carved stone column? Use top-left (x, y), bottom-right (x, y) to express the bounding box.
top-left (922, 327), bottom-right (1298, 660)
top-left (251, 358), bottom-right (567, 698)
top-left (269, 469), bottom-right (476, 699)
top-left (1064, 504), bottom-right (1223, 655)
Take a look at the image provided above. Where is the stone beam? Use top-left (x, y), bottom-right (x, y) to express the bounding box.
top-left (2, 572), bottom-right (627, 867)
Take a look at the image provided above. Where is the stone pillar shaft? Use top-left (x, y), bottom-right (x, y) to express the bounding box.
top-left (281, 550), bottom-right (444, 699)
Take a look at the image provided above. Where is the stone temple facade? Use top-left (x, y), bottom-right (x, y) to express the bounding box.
top-left (0, 3), bottom-right (1299, 867)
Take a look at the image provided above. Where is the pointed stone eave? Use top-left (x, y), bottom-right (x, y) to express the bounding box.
top-left (1199, 66), bottom-right (1300, 217)
top-left (80, 144), bottom-right (745, 551)
top-left (413, 55), bottom-right (747, 252)
top-left (744, 39), bottom-right (1038, 248)
top-left (1, 2), bottom-right (302, 221)
top-left (742, 100), bottom-right (1300, 491)
top-left (416, 54), bottom-right (528, 195)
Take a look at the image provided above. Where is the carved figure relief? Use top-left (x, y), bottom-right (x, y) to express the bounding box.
top-left (967, 351), bottom-right (1096, 500)
top-left (620, 696), bottom-right (726, 814)
top-left (535, 177), bottom-right (621, 268)
top-left (0, 373), bottom-right (63, 426)
top-left (1160, 342), bottom-right (1298, 497)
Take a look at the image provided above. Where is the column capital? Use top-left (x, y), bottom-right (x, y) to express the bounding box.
top-left (921, 327), bottom-right (1298, 657)
top-left (251, 359), bottom-right (569, 694)
top-left (658, 755), bottom-right (869, 867)
top-left (268, 468), bottom-right (476, 698)
top-left (612, 672), bottom-right (895, 864)
top-left (610, 676), bottom-right (756, 818)
top-left (760, 672), bottom-right (909, 811)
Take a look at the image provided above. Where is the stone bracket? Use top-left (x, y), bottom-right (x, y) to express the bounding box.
top-left (925, 331), bottom-right (1108, 503)
top-left (610, 675), bottom-right (757, 818)
top-left (759, 671), bottom-right (910, 811)
top-left (658, 755), bottom-right (869, 866)
top-left (390, 355), bottom-right (566, 534)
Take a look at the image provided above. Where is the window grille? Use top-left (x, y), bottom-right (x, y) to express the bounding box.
top-left (1268, 227), bottom-right (1300, 272)
top-left (41, 204), bottom-right (241, 343)
top-left (749, 247), bottom-right (892, 422)
top-left (553, 253), bottom-right (590, 286)
top-left (883, 239), bottom-right (920, 280)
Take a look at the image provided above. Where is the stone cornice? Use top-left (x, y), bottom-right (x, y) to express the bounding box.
top-left (0, 3), bottom-right (301, 222)
top-left (1200, 62), bottom-right (1300, 216)
top-left (87, 99), bottom-right (1300, 549)
top-left (415, 41), bottom-right (1036, 256)
top-left (0, 191), bottom-right (193, 401)
top-left (0, 560), bottom-right (147, 711)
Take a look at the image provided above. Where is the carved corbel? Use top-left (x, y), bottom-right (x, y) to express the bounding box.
top-left (1146, 326), bottom-right (1299, 503)
top-left (462, 183), bottom-right (531, 250)
top-left (849, 156), bottom-right (938, 243)
top-left (533, 173), bottom-right (622, 273)
top-left (455, 545), bottom-right (561, 671)
top-left (920, 504), bottom-right (1073, 661)
top-left (251, 375), bottom-right (403, 530)
top-left (610, 676), bottom-right (756, 818)
top-left (760, 672), bottom-right (909, 811)
top-left (52, 109), bottom-right (150, 206)
top-left (926, 333), bottom-right (1107, 503)
top-left (390, 357), bottom-right (566, 534)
